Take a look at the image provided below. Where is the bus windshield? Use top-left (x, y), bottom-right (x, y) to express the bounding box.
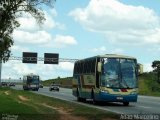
top-left (27, 76), bottom-right (39, 84)
top-left (101, 58), bottom-right (137, 89)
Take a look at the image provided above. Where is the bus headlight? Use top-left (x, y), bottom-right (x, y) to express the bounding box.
top-left (101, 90), bottom-right (109, 94)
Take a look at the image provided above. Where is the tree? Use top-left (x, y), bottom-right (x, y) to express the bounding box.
top-left (0, 0), bottom-right (56, 62)
top-left (152, 60), bottom-right (160, 83)
top-left (57, 76), bottom-right (60, 80)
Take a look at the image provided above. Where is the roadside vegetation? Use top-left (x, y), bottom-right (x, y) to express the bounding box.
top-left (138, 72), bottom-right (160, 96)
top-left (42, 72), bottom-right (160, 97)
top-left (0, 87), bottom-right (118, 120)
top-left (42, 77), bottom-right (72, 88)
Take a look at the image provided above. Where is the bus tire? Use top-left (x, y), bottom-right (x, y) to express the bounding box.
top-left (23, 87), bottom-right (27, 91)
top-left (123, 102), bottom-right (129, 106)
top-left (91, 90), bottom-right (97, 104)
top-left (76, 88), bottom-right (85, 102)
top-left (76, 88), bottom-right (80, 101)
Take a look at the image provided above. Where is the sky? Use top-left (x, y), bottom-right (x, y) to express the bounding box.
top-left (1, 0), bottom-right (160, 81)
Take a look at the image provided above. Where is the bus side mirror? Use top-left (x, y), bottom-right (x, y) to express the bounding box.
top-left (98, 62), bottom-right (102, 73)
top-left (137, 63), bottom-right (143, 75)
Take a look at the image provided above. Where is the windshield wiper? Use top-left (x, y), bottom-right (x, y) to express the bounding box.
top-left (122, 79), bottom-right (131, 89)
top-left (120, 73), bottom-right (131, 89)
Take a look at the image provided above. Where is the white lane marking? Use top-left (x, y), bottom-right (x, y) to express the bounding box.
top-left (138, 106), bottom-right (152, 109)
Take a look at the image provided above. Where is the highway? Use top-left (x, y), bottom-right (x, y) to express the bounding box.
top-left (13, 85), bottom-right (160, 114)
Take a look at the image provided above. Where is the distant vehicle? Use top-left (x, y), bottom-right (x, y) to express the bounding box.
top-left (72, 54), bottom-right (142, 106)
top-left (39, 84), bottom-right (43, 88)
top-left (8, 82), bottom-right (15, 87)
top-left (49, 84), bottom-right (59, 91)
top-left (23, 73), bottom-right (40, 91)
top-left (1, 82), bottom-right (7, 86)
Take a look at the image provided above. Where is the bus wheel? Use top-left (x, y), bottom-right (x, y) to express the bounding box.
top-left (123, 102), bottom-right (129, 106)
top-left (76, 89), bottom-right (85, 102)
top-left (76, 88), bottom-right (80, 101)
top-left (77, 97), bottom-right (85, 102)
top-left (77, 97), bottom-right (81, 102)
top-left (91, 90), bottom-right (97, 104)
top-left (23, 88), bottom-right (27, 90)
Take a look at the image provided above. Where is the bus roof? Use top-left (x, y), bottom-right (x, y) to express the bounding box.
top-left (97, 54), bottom-right (136, 59)
top-left (77, 54), bottom-right (136, 62)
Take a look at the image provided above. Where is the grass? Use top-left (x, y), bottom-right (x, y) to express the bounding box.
top-left (0, 87), bottom-right (59, 120)
top-left (0, 87), bottom-right (118, 120)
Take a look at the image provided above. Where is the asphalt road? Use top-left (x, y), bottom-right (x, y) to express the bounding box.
top-left (13, 85), bottom-right (160, 114)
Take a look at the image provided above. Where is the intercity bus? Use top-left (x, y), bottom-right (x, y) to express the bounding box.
top-left (23, 73), bottom-right (40, 91)
top-left (72, 54), bottom-right (141, 106)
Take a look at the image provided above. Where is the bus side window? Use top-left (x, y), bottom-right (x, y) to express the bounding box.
top-left (74, 63), bottom-right (78, 74)
top-left (83, 61), bottom-right (86, 73)
top-left (85, 60), bottom-right (88, 73)
top-left (87, 60), bottom-right (90, 73)
top-left (80, 62), bottom-right (83, 74)
top-left (91, 60), bottom-right (95, 73)
top-left (86, 61), bottom-right (89, 73)
top-left (77, 62), bottom-right (80, 74)
top-left (74, 63), bottom-right (76, 73)
top-left (88, 60), bottom-right (92, 73)
top-left (80, 62), bottom-right (82, 74)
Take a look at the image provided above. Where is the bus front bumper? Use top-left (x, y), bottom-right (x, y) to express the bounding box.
top-left (96, 92), bottom-right (138, 102)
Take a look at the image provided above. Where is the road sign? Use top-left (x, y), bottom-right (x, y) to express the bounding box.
top-left (22, 52), bottom-right (37, 64)
top-left (44, 53), bottom-right (59, 64)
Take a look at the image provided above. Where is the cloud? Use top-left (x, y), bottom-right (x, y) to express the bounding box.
top-left (12, 8), bottom-right (66, 46)
top-left (2, 61), bottom-right (36, 79)
top-left (143, 63), bottom-right (153, 72)
top-left (17, 14), bottom-right (38, 32)
top-left (92, 46), bottom-right (107, 53)
top-left (49, 8), bottom-right (57, 17)
top-left (13, 30), bottom-right (78, 48)
top-left (59, 62), bottom-right (74, 71)
top-left (13, 30), bottom-right (52, 45)
top-left (53, 35), bottom-right (78, 48)
top-left (17, 9), bottom-right (63, 32)
top-left (11, 45), bottom-right (30, 53)
top-left (111, 48), bottom-right (124, 54)
top-left (12, 8), bottom-right (72, 48)
top-left (91, 46), bottom-right (124, 55)
top-left (69, 0), bottom-right (160, 45)
top-left (12, 63), bottom-right (36, 75)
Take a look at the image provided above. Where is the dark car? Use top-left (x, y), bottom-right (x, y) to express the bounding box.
top-left (39, 84), bottom-right (43, 88)
top-left (1, 82), bottom-right (8, 86)
top-left (49, 84), bottom-right (59, 91)
top-left (8, 82), bottom-right (15, 87)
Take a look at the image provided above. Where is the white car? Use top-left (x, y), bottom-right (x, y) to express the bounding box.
top-left (49, 84), bottom-right (60, 91)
